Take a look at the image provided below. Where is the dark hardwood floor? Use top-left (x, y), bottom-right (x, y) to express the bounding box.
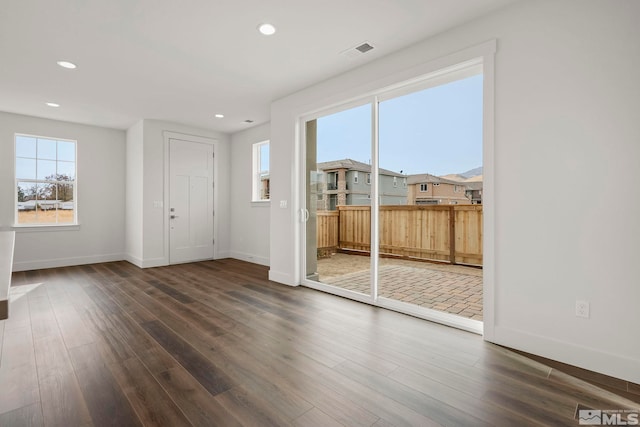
top-left (0, 259), bottom-right (637, 426)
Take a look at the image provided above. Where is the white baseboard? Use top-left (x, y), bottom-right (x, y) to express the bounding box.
top-left (124, 254), bottom-right (143, 268)
top-left (491, 325), bottom-right (640, 384)
top-left (229, 251), bottom-right (270, 267)
top-left (12, 253), bottom-right (124, 272)
top-left (268, 270), bottom-right (297, 286)
top-left (215, 250), bottom-right (231, 260)
top-left (141, 257), bottom-right (168, 269)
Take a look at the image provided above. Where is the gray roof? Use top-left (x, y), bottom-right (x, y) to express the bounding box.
top-left (317, 159), bottom-right (405, 177)
top-left (464, 181), bottom-right (483, 190)
top-left (407, 173), bottom-right (463, 186)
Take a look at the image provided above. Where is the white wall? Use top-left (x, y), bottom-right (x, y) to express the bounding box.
top-left (125, 120), bottom-right (144, 265)
top-left (136, 119), bottom-right (231, 267)
top-left (268, 0), bottom-right (640, 383)
top-left (0, 111), bottom-right (126, 270)
top-left (229, 123), bottom-right (270, 266)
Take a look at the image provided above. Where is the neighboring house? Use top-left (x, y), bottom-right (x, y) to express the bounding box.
top-left (260, 174), bottom-right (270, 200)
top-left (316, 159), bottom-right (407, 210)
top-left (61, 201), bottom-right (75, 210)
top-left (37, 200), bottom-right (61, 210)
top-left (17, 200), bottom-right (69, 211)
top-left (407, 174), bottom-right (472, 205)
top-left (464, 181), bottom-right (483, 205)
top-left (17, 200), bottom-right (36, 211)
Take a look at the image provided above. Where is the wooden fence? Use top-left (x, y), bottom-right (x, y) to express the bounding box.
top-left (316, 211), bottom-right (339, 257)
top-left (316, 205), bottom-right (482, 266)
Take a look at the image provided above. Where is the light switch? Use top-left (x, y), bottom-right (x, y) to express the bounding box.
top-left (279, 200), bottom-right (287, 208)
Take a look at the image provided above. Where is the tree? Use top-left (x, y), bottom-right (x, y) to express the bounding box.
top-left (17, 185), bottom-right (25, 202)
top-left (37, 183), bottom-right (56, 200)
top-left (43, 174), bottom-right (74, 201)
top-left (23, 184), bottom-right (37, 201)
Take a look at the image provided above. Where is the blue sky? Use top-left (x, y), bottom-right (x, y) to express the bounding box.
top-left (15, 135), bottom-right (76, 181)
top-left (316, 74), bottom-right (483, 176)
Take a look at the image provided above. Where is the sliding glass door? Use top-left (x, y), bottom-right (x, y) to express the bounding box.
top-left (377, 73), bottom-right (484, 321)
top-left (304, 102), bottom-right (373, 300)
top-left (302, 60), bottom-right (484, 331)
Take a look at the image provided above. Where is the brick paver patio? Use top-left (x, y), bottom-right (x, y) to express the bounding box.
top-left (317, 253), bottom-right (483, 321)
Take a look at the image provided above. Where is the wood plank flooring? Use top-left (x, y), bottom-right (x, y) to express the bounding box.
top-left (0, 259), bottom-right (637, 426)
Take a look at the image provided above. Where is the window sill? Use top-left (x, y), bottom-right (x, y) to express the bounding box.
top-left (251, 200), bottom-right (270, 207)
top-left (11, 224), bottom-right (81, 233)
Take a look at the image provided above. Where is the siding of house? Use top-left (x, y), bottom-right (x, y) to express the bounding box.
top-left (410, 181), bottom-right (472, 205)
top-left (317, 160), bottom-right (408, 209)
top-left (346, 171), bottom-right (407, 206)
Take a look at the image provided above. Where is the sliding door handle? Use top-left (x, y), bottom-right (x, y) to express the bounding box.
top-left (300, 208), bottom-right (310, 222)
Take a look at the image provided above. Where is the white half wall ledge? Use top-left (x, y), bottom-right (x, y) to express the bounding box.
top-left (12, 253), bottom-right (124, 272)
top-left (268, 270), bottom-right (298, 287)
top-left (493, 326), bottom-right (640, 385)
top-left (229, 251), bottom-right (270, 267)
top-left (1, 231), bottom-right (15, 320)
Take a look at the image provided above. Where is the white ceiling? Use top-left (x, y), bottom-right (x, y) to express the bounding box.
top-left (0, 0), bottom-right (518, 134)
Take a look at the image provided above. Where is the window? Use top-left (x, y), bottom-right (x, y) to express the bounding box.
top-left (393, 177), bottom-right (398, 187)
top-left (353, 171), bottom-right (359, 184)
top-left (252, 140), bottom-right (270, 201)
top-left (403, 178), bottom-right (407, 188)
top-left (15, 134), bottom-right (77, 225)
top-left (326, 172), bottom-right (338, 190)
top-left (420, 183), bottom-right (428, 192)
top-left (454, 185), bottom-right (462, 193)
top-left (366, 173), bottom-right (371, 185)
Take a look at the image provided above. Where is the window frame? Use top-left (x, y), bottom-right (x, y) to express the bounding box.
top-left (14, 133), bottom-right (78, 228)
top-left (420, 183), bottom-right (428, 192)
top-left (353, 171), bottom-right (359, 184)
top-left (252, 140), bottom-right (270, 203)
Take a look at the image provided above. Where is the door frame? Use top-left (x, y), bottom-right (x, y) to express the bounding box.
top-left (162, 131), bottom-right (219, 265)
top-left (297, 46), bottom-right (495, 335)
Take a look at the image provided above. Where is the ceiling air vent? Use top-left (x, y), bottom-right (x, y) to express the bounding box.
top-left (355, 43), bottom-right (374, 53)
top-left (340, 41), bottom-right (375, 58)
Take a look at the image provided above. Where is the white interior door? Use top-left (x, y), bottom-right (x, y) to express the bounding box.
top-left (169, 139), bottom-right (214, 264)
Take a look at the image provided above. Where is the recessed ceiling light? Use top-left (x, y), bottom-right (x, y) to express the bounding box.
top-left (258, 23), bottom-right (276, 36)
top-left (46, 102), bottom-right (60, 107)
top-left (215, 114), bottom-right (224, 118)
top-left (56, 60), bottom-right (77, 69)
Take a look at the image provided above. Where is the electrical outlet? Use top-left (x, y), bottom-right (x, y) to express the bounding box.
top-left (575, 300), bottom-right (590, 318)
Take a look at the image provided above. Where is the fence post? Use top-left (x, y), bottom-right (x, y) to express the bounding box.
top-left (336, 208), bottom-right (340, 251)
top-left (449, 206), bottom-right (456, 265)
